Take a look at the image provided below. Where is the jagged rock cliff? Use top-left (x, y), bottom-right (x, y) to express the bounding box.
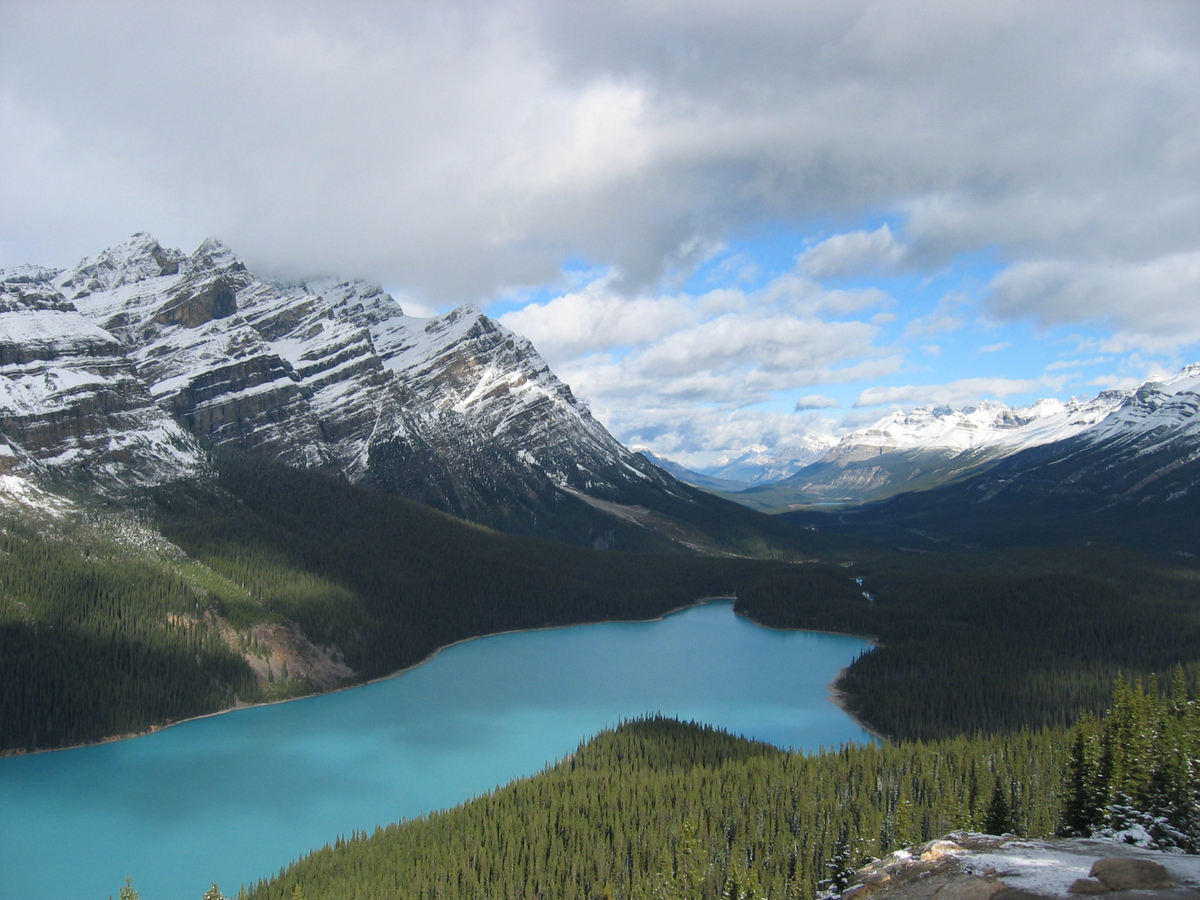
top-left (0, 266), bottom-right (206, 490)
top-left (0, 234), bottom-right (682, 541)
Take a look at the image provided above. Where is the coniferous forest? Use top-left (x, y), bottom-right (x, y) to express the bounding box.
top-left (231, 675), bottom-right (1200, 900)
top-left (738, 546), bottom-right (1200, 741)
top-left (5, 456), bottom-right (1200, 900)
top-left (242, 715), bottom-right (1070, 900)
top-left (7, 455), bottom-right (1200, 757)
top-left (0, 456), bottom-right (858, 752)
top-left (0, 514), bottom-right (261, 751)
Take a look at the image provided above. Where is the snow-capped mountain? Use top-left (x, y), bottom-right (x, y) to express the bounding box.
top-left (826, 396), bottom-right (1123, 462)
top-left (733, 375), bottom-right (1199, 511)
top-left (636, 451), bottom-right (752, 493)
top-left (0, 234), bottom-right (682, 542)
top-left (0, 268), bottom-right (207, 490)
top-left (780, 365), bottom-right (1200, 552)
top-left (703, 435), bottom-right (839, 487)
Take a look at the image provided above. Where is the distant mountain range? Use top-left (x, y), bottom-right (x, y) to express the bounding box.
top-left (4, 232), bottom-right (1198, 556)
top-left (0, 234), bottom-right (806, 555)
top-left (656, 375), bottom-right (1186, 505)
top-left (786, 368), bottom-right (1200, 554)
top-left (641, 439), bottom-right (838, 492)
top-left (646, 366), bottom-right (1200, 553)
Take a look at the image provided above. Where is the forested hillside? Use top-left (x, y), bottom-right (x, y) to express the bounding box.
top-left (0, 513), bottom-right (262, 751)
top-left (241, 716), bottom-right (1069, 900)
top-left (8, 454), bottom-right (1200, 753)
top-left (237, 671), bottom-right (1200, 900)
top-left (0, 455), bottom-right (862, 752)
top-left (739, 546), bottom-right (1200, 741)
top-left (150, 455), bottom-right (860, 683)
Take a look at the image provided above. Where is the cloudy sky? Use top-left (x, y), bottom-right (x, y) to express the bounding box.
top-left (2, 0), bottom-right (1199, 468)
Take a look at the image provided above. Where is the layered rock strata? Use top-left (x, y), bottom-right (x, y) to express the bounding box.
top-left (1, 234), bottom-right (681, 539)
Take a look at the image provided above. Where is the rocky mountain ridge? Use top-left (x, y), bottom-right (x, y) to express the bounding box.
top-left (659, 394), bottom-right (1133, 502)
top-left (775, 364), bottom-right (1200, 553)
top-left (0, 233), bottom-right (687, 545)
top-left (714, 372), bottom-right (1200, 511)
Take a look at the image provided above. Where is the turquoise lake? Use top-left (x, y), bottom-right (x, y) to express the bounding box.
top-left (0, 601), bottom-right (873, 900)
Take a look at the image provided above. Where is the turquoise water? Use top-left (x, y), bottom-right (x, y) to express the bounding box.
top-left (0, 601), bottom-right (872, 900)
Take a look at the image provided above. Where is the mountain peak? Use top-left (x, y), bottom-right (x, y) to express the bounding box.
top-left (57, 233), bottom-right (185, 296)
top-left (0, 264), bottom-right (61, 285)
top-left (439, 303), bottom-right (485, 324)
top-left (188, 237), bottom-right (247, 277)
top-left (1156, 362), bottom-right (1200, 395)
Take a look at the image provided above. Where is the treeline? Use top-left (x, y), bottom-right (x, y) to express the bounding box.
top-left (239, 716), bottom-right (1069, 900)
top-left (173, 678), bottom-right (1200, 900)
top-left (1061, 670), bottom-right (1200, 851)
top-left (13, 452), bottom-right (1200, 753)
top-left (736, 546), bottom-right (1200, 741)
top-left (151, 455), bottom-right (860, 683)
top-left (0, 517), bottom-right (260, 751)
top-left (154, 460), bottom-right (1200, 745)
top-left (0, 456), bottom-right (864, 752)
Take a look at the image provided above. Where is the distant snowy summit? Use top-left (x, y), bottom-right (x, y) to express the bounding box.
top-left (706, 435), bottom-right (841, 486)
top-left (659, 368), bottom-right (1200, 509)
top-left (0, 233), bottom-right (683, 543)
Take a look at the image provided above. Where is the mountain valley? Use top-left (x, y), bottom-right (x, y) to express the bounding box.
top-left (3, 236), bottom-right (1200, 900)
top-left (647, 368), bottom-right (1200, 561)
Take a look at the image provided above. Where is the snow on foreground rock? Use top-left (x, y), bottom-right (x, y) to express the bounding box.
top-left (838, 834), bottom-right (1200, 900)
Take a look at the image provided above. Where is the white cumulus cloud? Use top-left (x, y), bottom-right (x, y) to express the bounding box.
top-left (798, 224), bottom-right (907, 278)
top-left (986, 251), bottom-right (1200, 350)
top-left (853, 377), bottom-right (1046, 408)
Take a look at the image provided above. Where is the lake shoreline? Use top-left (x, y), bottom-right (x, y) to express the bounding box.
top-left (827, 669), bottom-right (887, 742)
top-left (738, 617), bottom-right (885, 742)
top-left (3, 596), bottom-right (880, 757)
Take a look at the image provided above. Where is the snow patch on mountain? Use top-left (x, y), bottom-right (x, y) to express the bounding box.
top-left (0, 270), bottom-right (209, 490)
top-left (0, 232), bottom-right (670, 536)
top-left (831, 396), bottom-right (1125, 462)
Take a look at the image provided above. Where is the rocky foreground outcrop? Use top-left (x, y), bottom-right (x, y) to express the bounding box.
top-left (839, 835), bottom-right (1200, 900)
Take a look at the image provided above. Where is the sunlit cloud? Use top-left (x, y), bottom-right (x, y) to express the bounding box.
top-left (902, 296), bottom-right (968, 339)
top-left (797, 224), bottom-right (906, 278)
top-left (1, 1), bottom-right (1197, 466)
top-left (986, 251), bottom-right (1200, 350)
top-left (853, 377), bottom-right (1047, 409)
top-left (1044, 356), bottom-right (1110, 371)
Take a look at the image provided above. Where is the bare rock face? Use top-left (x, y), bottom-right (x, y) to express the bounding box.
top-left (2, 233), bottom-right (683, 541)
top-left (1089, 858), bottom-right (1171, 892)
top-left (0, 268), bottom-right (207, 489)
top-left (843, 839), bottom-right (1007, 900)
top-left (152, 277), bottom-right (239, 328)
top-left (837, 835), bottom-right (1199, 900)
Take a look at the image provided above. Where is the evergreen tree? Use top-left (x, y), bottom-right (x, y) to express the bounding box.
top-left (1059, 713), bottom-right (1102, 836)
top-left (983, 778), bottom-right (1014, 835)
top-left (819, 827), bottom-right (856, 898)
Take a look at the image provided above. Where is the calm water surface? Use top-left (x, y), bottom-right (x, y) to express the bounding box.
top-left (0, 601), bottom-right (872, 900)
